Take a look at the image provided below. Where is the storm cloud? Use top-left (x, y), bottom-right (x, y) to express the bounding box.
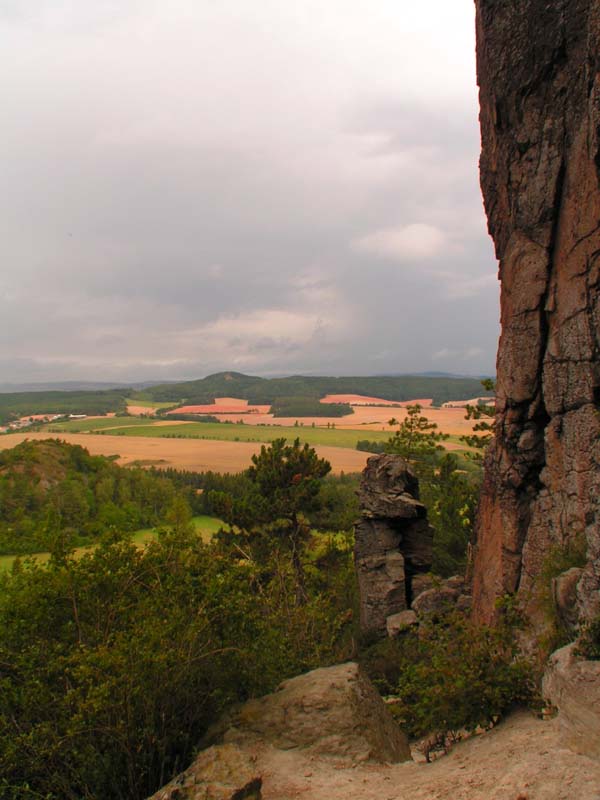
top-left (0, 0), bottom-right (499, 383)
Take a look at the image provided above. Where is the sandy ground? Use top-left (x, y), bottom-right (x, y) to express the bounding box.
top-left (0, 432), bottom-right (370, 474)
top-left (254, 711), bottom-right (600, 800)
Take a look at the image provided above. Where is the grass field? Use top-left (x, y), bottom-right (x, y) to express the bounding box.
top-left (34, 416), bottom-right (470, 453)
top-left (91, 421), bottom-right (391, 448)
top-left (79, 421), bottom-right (467, 449)
top-left (125, 399), bottom-right (175, 409)
top-left (0, 515), bottom-right (224, 573)
top-left (44, 417), bottom-right (158, 433)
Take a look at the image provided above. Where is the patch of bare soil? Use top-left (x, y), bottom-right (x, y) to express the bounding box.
top-left (126, 405), bottom-right (160, 416)
top-left (255, 711), bottom-right (600, 800)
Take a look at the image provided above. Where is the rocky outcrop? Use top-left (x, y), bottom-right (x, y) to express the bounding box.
top-left (149, 663), bottom-right (410, 799)
top-left (202, 662), bottom-right (411, 764)
top-left (472, 1), bottom-right (600, 626)
top-left (354, 455), bottom-right (433, 634)
top-left (147, 744), bottom-right (262, 800)
top-left (543, 643), bottom-right (600, 761)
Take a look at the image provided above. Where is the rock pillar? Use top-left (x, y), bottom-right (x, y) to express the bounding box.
top-left (354, 455), bottom-right (433, 634)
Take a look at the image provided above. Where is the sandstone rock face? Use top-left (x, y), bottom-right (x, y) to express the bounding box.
top-left (472, 1), bottom-right (600, 626)
top-left (147, 743), bottom-right (262, 800)
top-left (204, 662), bottom-right (411, 764)
top-left (543, 643), bottom-right (600, 761)
top-left (354, 455), bottom-right (433, 634)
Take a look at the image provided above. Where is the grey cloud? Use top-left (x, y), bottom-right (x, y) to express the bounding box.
top-left (0, 0), bottom-right (498, 383)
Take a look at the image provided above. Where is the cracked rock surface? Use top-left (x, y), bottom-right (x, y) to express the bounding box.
top-left (472, 0), bottom-right (600, 626)
top-left (354, 455), bottom-right (433, 634)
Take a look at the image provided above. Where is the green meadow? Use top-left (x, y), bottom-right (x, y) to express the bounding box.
top-left (0, 515), bottom-right (224, 573)
top-left (125, 398), bottom-right (176, 409)
top-left (40, 417), bottom-right (467, 450)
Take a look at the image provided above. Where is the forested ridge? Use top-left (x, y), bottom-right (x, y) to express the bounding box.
top-left (0, 372), bottom-right (493, 425)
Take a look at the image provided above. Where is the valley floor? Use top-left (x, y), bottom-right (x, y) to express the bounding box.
top-left (255, 711), bottom-right (600, 800)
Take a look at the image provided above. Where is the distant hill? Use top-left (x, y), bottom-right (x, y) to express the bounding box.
top-left (0, 389), bottom-right (127, 425)
top-left (133, 371), bottom-right (494, 407)
top-left (0, 380), bottom-right (160, 393)
top-left (0, 371), bottom-right (494, 425)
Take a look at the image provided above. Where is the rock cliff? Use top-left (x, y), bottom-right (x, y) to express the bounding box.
top-left (472, 0), bottom-right (600, 626)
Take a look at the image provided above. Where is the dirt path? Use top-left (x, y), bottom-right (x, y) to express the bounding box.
top-left (256, 711), bottom-right (600, 800)
top-left (0, 432), bottom-right (370, 474)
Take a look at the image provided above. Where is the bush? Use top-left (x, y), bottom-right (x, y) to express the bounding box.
top-left (269, 397), bottom-right (352, 418)
top-left (0, 529), bottom-right (350, 800)
top-left (576, 616), bottom-right (600, 659)
top-left (359, 604), bottom-right (535, 743)
top-left (539, 535), bottom-right (588, 653)
top-left (356, 439), bottom-right (386, 454)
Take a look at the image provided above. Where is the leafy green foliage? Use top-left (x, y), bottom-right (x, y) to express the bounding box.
top-left (0, 529), bottom-right (351, 800)
top-left (307, 473), bottom-right (360, 533)
top-left (0, 390), bottom-right (126, 425)
top-left (210, 439), bottom-right (332, 603)
top-left (356, 439), bottom-right (387, 454)
top-left (460, 378), bottom-right (495, 460)
top-left (576, 616), bottom-right (600, 659)
top-left (360, 606), bottom-right (535, 743)
top-left (421, 454), bottom-right (480, 577)
top-left (0, 440), bottom-right (178, 555)
top-left (385, 405), bottom-right (448, 472)
top-left (269, 397), bottom-right (352, 417)
top-left (539, 535), bottom-right (588, 653)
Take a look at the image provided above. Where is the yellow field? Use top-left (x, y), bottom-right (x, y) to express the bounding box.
top-left (0, 432), bottom-right (370, 474)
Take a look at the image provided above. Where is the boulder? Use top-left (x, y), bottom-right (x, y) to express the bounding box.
top-left (205, 662), bottom-right (411, 764)
top-left (147, 744), bottom-right (262, 800)
top-left (412, 586), bottom-right (460, 617)
top-left (386, 609), bottom-right (418, 637)
top-left (542, 643), bottom-right (600, 761)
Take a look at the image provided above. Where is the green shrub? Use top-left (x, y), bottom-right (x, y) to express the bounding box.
top-left (360, 605), bottom-right (535, 742)
top-left (576, 616), bottom-right (600, 659)
top-left (0, 529), bottom-right (349, 800)
top-left (539, 535), bottom-right (587, 653)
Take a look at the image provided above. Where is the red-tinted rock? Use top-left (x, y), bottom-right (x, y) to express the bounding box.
top-left (472, 1), bottom-right (600, 628)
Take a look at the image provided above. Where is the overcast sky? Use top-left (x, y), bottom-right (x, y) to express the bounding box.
top-left (0, 0), bottom-right (499, 384)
